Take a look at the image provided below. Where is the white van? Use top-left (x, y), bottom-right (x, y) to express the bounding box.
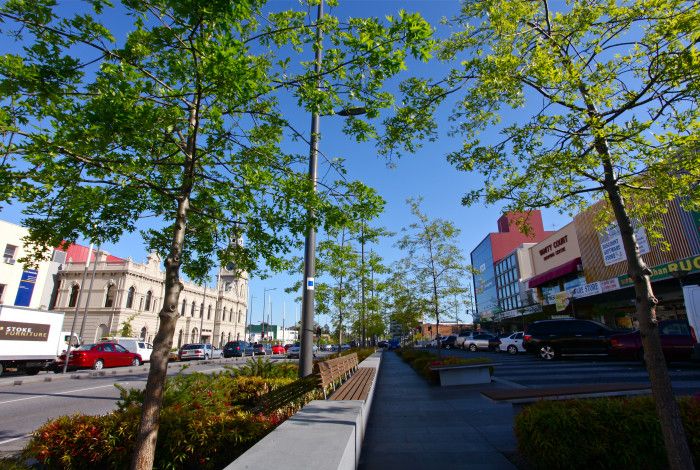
top-left (100, 337), bottom-right (153, 362)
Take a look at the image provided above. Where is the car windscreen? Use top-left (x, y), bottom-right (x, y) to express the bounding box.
top-left (76, 344), bottom-right (95, 350)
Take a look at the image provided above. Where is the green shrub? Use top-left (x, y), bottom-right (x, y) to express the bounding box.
top-left (515, 395), bottom-right (700, 470)
top-left (395, 348), bottom-right (492, 384)
top-left (232, 357), bottom-right (298, 379)
top-left (24, 372), bottom-right (308, 469)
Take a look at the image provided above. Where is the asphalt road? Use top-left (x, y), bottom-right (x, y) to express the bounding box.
top-left (0, 355), bottom-right (286, 456)
top-left (439, 347), bottom-right (700, 393)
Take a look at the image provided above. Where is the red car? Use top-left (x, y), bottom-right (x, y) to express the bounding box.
top-left (57, 342), bottom-right (142, 371)
top-left (272, 344), bottom-right (286, 355)
top-left (610, 320), bottom-right (697, 361)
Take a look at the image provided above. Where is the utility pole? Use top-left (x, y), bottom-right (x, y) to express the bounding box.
top-left (63, 243), bottom-right (93, 374)
top-left (79, 246), bottom-right (101, 340)
top-left (360, 222), bottom-right (366, 347)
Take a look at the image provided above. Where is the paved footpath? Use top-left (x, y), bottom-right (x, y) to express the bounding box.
top-left (359, 352), bottom-right (519, 470)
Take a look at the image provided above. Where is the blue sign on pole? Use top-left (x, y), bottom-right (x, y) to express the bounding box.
top-left (14, 269), bottom-right (38, 307)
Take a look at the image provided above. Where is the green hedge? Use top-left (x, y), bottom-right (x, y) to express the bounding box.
top-left (515, 396), bottom-right (700, 470)
top-left (23, 363), bottom-right (317, 469)
top-left (395, 348), bottom-right (491, 384)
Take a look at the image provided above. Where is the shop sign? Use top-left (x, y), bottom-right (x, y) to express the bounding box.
top-left (498, 304), bottom-right (543, 319)
top-left (598, 222), bottom-right (650, 266)
top-left (555, 291), bottom-right (571, 312)
top-left (618, 254), bottom-right (700, 287)
top-left (570, 282), bottom-right (603, 299)
top-left (600, 278), bottom-right (620, 292)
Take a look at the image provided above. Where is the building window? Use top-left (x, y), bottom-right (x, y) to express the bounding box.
top-left (191, 301), bottom-right (196, 317)
top-left (207, 305), bottom-right (212, 320)
top-left (3, 244), bottom-right (17, 262)
top-left (0, 284), bottom-right (5, 304)
top-left (126, 286), bottom-right (135, 309)
top-left (238, 310), bottom-right (242, 324)
top-left (181, 299), bottom-right (186, 316)
top-left (140, 326), bottom-right (147, 340)
top-left (229, 310), bottom-right (233, 322)
top-left (105, 284), bottom-right (116, 308)
top-left (200, 302), bottom-right (204, 319)
top-left (145, 290), bottom-right (153, 311)
top-left (177, 329), bottom-right (183, 348)
top-left (68, 284), bottom-right (80, 308)
top-left (191, 327), bottom-right (198, 343)
top-left (222, 307), bottom-right (227, 322)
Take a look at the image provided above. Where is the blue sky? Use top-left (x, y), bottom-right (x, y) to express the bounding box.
top-left (0, 0), bottom-right (573, 331)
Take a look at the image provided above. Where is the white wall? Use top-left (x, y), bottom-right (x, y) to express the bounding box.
top-left (0, 220), bottom-right (55, 309)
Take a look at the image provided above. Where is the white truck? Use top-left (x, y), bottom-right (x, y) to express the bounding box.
top-left (0, 305), bottom-right (79, 376)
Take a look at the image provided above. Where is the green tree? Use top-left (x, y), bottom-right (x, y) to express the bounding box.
top-left (387, 1), bottom-right (699, 467)
top-left (396, 197), bottom-right (471, 351)
top-left (0, 1), bottom-right (433, 467)
top-left (385, 267), bottom-right (429, 343)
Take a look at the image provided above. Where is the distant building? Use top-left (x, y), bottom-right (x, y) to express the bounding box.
top-left (53, 247), bottom-right (248, 347)
top-left (0, 220), bottom-right (62, 309)
top-left (470, 211), bottom-right (553, 321)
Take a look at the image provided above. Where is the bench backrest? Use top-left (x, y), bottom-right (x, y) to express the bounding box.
top-left (318, 352), bottom-right (359, 390)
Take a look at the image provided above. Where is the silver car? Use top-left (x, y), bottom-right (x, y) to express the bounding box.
top-left (461, 333), bottom-right (495, 352)
top-left (178, 343), bottom-right (222, 360)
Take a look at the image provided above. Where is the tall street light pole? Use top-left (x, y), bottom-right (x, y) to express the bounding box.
top-left (263, 287), bottom-right (276, 342)
top-left (299, 0), bottom-right (325, 378)
top-left (299, 0), bottom-right (368, 377)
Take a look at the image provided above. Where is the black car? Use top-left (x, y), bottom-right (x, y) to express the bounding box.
top-left (252, 343), bottom-right (272, 355)
top-left (441, 335), bottom-right (458, 349)
top-left (222, 340), bottom-right (250, 358)
top-left (523, 319), bottom-right (619, 360)
top-left (377, 340), bottom-right (389, 348)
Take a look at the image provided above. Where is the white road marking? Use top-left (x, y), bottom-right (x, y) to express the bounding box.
top-left (0, 433), bottom-right (32, 445)
top-left (0, 383), bottom-right (121, 406)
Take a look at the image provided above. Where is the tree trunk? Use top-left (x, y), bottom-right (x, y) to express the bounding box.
top-left (604, 166), bottom-right (694, 470)
top-left (130, 197), bottom-right (189, 470)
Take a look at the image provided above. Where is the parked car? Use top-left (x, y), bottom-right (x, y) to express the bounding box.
top-left (377, 340), bottom-right (389, 348)
top-left (251, 343), bottom-right (272, 355)
top-left (523, 319), bottom-right (619, 360)
top-left (428, 336), bottom-right (446, 347)
top-left (223, 340), bottom-right (251, 358)
top-left (610, 319), bottom-right (697, 361)
top-left (461, 332), bottom-right (499, 352)
top-left (179, 343), bottom-right (220, 360)
top-left (454, 330), bottom-right (474, 349)
top-left (498, 331), bottom-right (526, 355)
top-left (56, 342), bottom-right (142, 370)
top-left (286, 343), bottom-right (318, 358)
top-left (441, 335), bottom-right (458, 349)
top-left (271, 344), bottom-right (286, 355)
top-left (99, 337), bottom-right (153, 362)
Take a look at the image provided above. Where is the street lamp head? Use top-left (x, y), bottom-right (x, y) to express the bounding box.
top-left (336, 107), bottom-right (367, 117)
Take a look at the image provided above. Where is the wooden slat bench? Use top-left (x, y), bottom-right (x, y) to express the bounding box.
top-left (330, 367), bottom-right (376, 401)
top-left (317, 352), bottom-right (376, 401)
top-left (482, 382), bottom-right (651, 406)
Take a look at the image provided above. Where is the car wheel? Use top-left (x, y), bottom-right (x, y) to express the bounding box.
top-left (93, 359), bottom-right (104, 370)
top-left (539, 345), bottom-right (556, 360)
top-left (469, 344), bottom-right (477, 352)
top-left (507, 345), bottom-right (518, 355)
top-left (131, 358), bottom-right (141, 366)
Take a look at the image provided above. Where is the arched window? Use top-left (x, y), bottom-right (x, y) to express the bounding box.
top-left (220, 332), bottom-right (224, 347)
top-left (200, 302), bottom-right (204, 319)
top-left (140, 326), bottom-right (147, 340)
top-left (177, 329), bottom-right (183, 348)
top-left (207, 305), bottom-right (212, 320)
top-left (191, 301), bottom-right (196, 317)
top-left (238, 310), bottom-right (242, 324)
top-left (145, 290), bottom-right (153, 311)
top-left (222, 307), bottom-right (227, 323)
top-left (104, 284), bottom-right (116, 308)
top-left (227, 332), bottom-right (231, 343)
top-left (191, 327), bottom-right (198, 343)
top-left (181, 299), bottom-right (186, 316)
top-left (68, 284), bottom-right (80, 308)
top-left (236, 332), bottom-right (240, 340)
top-left (126, 286), bottom-right (135, 309)
top-left (229, 310), bottom-right (233, 323)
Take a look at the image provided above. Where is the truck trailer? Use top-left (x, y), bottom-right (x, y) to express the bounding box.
top-left (0, 305), bottom-right (78, 376)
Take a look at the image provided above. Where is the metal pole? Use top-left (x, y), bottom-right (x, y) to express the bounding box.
top-left (299, 0), bottom-right (323, 378)
top-left (360, 222), bottom-right (366, 347)
top-left (62, 243), bottom-right (93, 374)
top-left (282, 302), bottom-right (286, 344)
top-left (78, 245), bottom-right (101, 341)
top-left (198, 282), bottom-right (207, 343)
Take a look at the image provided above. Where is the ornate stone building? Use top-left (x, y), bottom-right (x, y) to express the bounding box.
top-left (53, 246), bottom-right (248, 348)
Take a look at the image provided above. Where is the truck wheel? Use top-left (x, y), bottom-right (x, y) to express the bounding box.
top-left (93, 359), bottom-right (104, 370)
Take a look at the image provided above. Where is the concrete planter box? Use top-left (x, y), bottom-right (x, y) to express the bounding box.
top-left (430, 363), bottom-right (494, 386)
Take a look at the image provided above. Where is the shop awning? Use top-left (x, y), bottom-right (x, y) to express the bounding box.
top-left (528, 257), bottom-right (582, 288)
